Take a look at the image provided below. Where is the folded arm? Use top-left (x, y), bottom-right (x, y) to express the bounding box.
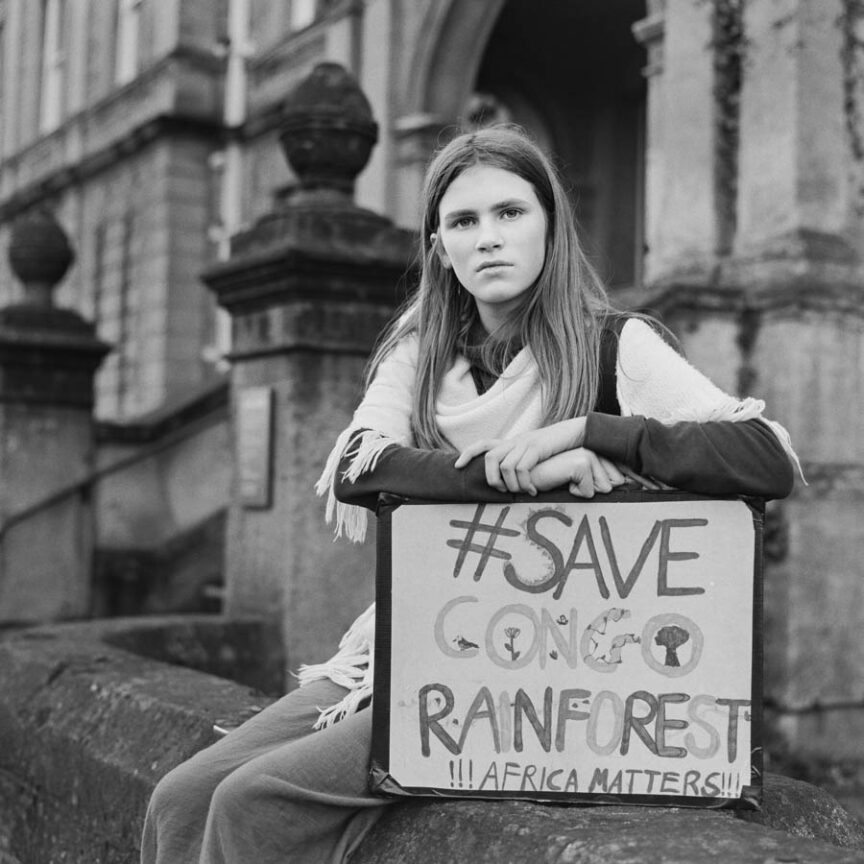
top-left (333, 433), bottom-right (511, 508)
top-left (335, 414), bottom-right (794, 509)
top-left (583, 413), bottom-right (793, 498)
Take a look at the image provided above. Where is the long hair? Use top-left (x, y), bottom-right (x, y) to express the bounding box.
top-left (368, 125), bottom-right (612, 450)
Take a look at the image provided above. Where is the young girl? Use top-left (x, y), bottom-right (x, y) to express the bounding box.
top-left (141, 126), bottom-right (797, 864)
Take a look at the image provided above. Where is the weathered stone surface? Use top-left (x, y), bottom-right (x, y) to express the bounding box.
top-left (740, 773), bottom-right (864, 850)
top-left (353, 787), bottom-right (864, 864)
top-left (0, 618), bottom-right (862, 864)
top-left (0, 617), bottom-right (277, 864)
top-left (736, 0), bottom-right (851, 256)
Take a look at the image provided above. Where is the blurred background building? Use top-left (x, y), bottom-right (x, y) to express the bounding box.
top-left (0, 0), bottom-right (649, 420)
top-left (0, 0), bottom-right (862, 791)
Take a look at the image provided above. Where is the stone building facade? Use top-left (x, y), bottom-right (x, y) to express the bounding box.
top-left (1, 0), bottom-right (863, 768)
top-left (0, 0), bottom-right (652, 419)
top-left (0, 0), bottom-right (226, 419)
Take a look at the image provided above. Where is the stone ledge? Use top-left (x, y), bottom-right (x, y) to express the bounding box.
top-left (354, 778), bottom-right (864, 864)
top-left (0, 617), bottom-right (862, 864)
top-left (0, 617), bottom-right (277, 864)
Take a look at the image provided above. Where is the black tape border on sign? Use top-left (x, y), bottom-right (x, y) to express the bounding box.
top-left (370, 496), bottom-right (397, 794)
top-left (368, 490), bottom-right (764, 810)
top-left (743, 496), bottom-right (765, 810)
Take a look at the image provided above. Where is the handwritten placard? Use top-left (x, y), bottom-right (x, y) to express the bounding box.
top-left (371, 492), bottom-right (763, 808)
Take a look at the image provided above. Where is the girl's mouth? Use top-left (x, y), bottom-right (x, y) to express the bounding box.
top-left (476, 261), bottom-right (512, 272)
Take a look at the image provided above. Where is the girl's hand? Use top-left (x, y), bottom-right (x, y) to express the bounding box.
top-left (529, 448), bottom-right (629, 497)
top-left (454, 418), bottom-right (587, 494)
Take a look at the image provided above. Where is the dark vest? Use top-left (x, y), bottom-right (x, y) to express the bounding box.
top-left (468, 314), bottom-right (626, 416)
top-left (595, 314), bottom-right (626, 416)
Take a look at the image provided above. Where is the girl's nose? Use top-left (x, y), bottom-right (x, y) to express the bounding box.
top-left (475, 219), bottom-right (502, 251)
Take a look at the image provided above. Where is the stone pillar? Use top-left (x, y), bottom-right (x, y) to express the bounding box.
top-left (203, 63), bottom-right (415, 682)
top-left (0, 210), bottom-right (109, 622)
top-left (637, 0), bottom-right (720, 282)
top-left (632, 0), bottom-right (667, 288)
top-left (734, 0), bottom-right (852, 262)
top-left (632, 0), bottom-right (743, 395)
top-left (730, 0), bottom-right (864, 763)
top-left (391, 114), bottom-right (451, 227)
top-left (634, 0), bottom-right (864, 764)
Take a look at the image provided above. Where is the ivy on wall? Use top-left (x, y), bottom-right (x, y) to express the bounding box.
top-left (711, 0), bottom-right (746, 256)
top-left (840, 0), bottom-right (864, 215)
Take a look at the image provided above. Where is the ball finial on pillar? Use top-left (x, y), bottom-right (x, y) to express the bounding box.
top-left (279, 62), bottom-right (379, 200)
top-left (8, 208), bottom-right (75, 307)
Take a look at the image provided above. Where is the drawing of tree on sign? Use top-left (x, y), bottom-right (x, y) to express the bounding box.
top-left (655, 624), bottom-right (690, 667)
top-left (503, 627), bottom-right (521, 661)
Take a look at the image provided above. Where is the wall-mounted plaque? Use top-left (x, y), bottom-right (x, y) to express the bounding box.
top-left (236, 386), bottom-right (274, 509)
top-left (371, 491), bottom-right (763, 809)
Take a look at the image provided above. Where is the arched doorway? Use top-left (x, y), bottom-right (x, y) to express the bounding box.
top-left (470, 0), bottom-right (647, 289)
top-left (397, 0), bottom-right (647, 289)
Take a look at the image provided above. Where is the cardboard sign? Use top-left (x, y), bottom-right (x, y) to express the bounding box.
top-left (371, 491), bottom-right (763, 809)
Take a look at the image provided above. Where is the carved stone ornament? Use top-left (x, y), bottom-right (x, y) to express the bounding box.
top-left (8, 208), bottom-right (75, 306)
top-left (279, 62), bottom-right (379, 197)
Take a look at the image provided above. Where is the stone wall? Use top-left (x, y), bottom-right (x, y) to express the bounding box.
top-left (0, 617), bottom-right (862, 864)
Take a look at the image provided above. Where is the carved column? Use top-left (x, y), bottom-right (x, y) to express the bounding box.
top-left (203, 63), bottom-right (415, 682)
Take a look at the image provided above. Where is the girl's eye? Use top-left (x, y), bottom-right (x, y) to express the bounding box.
top-left (500, 208), bottom-right (522, 220)
top-left (452, 216), bottom-right (475, 229)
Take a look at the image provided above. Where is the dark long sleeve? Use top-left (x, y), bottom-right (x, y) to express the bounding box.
top-left (332, 316), bottom-right (796, 509)
top-left (583, 413), bottom-right (794, 499)
top-left (334, 416), bottom-right (795, 511)
top-left (333, 435), bottom-right (513, 509)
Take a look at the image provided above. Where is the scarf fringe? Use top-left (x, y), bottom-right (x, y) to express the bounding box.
top-left (296, 603), bottom-right (376, 729)
top-left (315, 428), bottom-right (397, 543)
top-left (705, 396), bottom-right (765, 423)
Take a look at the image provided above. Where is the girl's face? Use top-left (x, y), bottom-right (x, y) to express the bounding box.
top-left (436, 164), bottom-right (547, 332)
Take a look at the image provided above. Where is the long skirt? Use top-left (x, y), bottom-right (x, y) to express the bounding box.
top-left (140, 678), bottom-right (391, 864)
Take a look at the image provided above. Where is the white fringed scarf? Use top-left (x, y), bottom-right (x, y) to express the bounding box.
top-left (299, 318), bottom-right (802, 728)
